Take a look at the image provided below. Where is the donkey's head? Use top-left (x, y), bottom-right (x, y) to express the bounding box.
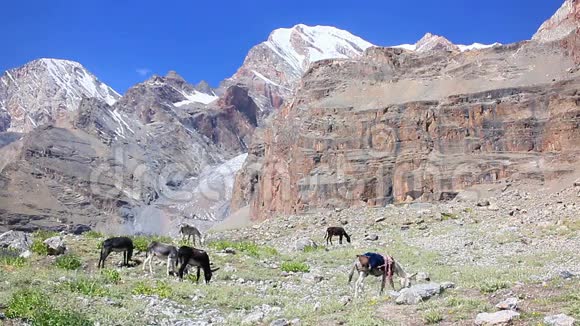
top-left (204, 266), bottom-right (220, 283)
top-left (399, 272), bottom-right (417, 288)
top-left (356, 255), bottom-right (371, 272)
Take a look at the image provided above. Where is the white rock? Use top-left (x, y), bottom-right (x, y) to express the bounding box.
top-left (43, 236), bottom-right (67, 255)
top-left (475, 310), bottom-right (520, 325)
top-left (294, 238), bottom-right (317, 251)
top-left (0, 230), bottom-right (32, 253)
top-left (242, 311), bottom-right (265, 325)
top-left (544, 314), bottom-right (576, 326)
top-left (313, 302), bottom-right (321, 311)
top-left (495, 297), bottom-right (518, 311)
top-left (395, 283), bottom-right (443, 305)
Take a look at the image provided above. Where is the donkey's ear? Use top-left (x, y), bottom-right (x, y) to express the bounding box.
top-left (408, 272), bottom-right (417, 279)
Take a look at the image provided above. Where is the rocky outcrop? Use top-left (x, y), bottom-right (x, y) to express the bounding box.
top-left (0, 107), bottom-right (10, 132)
top-left (232, 12), bottom-right (580, 219)
top-left (185, 86), bottom-right (259, 153)
top-left (533, 0), bottom-right (580, 43)
top-left (0, 58), bottom-right (120, 132)
top-left (0, 71), bottom-right (256, 232)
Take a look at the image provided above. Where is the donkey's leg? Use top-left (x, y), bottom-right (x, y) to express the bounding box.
top-left (389, 276), bottom-right (396, 291)
top-left (380, 272), bottom-right (387, 295)
top-left (143, 254), bottom-right (150, 271)
top-left (99, 247), bottom-right (111, 269)
top-left (347, 263), bottom-right (356, 283)
top-left (354, 272), bottom-right (366, 298)
top-left (196, 267), bottom-right (201, 284)
top-left (166, 256), bottom-right (172, 276)
top-left (339, 234), bottom-right (343, 245)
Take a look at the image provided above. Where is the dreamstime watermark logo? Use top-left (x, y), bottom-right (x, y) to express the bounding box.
top-left (87, 147), bottom-right (242, 207)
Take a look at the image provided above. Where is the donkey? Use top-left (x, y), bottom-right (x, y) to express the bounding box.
top-left (98, 237), bottom-right (134, 269)
top-left (179, 223), bottom-right (204, 246)
top-left (324, 226), bottom-right (351, 245)
top-left (348, 252), bottom-right (416, 298)
top-left (143, 241), bottom-right (178, 276)
top-left (176, 246), bottom-right (218, 283)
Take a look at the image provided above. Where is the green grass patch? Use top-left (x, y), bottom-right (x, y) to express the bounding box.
top-left (84, 230), bottom-right (104, 239)
top-left (422, 309), bottom-right (443, 324)
top-left (0, 248), bottom-right (27, 268)
top-left (304, 245), bottom-right (325, 253)
top-left (441, 212), bottom-right (459, 220)
top-left (6, 288), bottom-right (92, 325)
top-left (30, 230), bottom-right (59, 256)
top-left (281, 261), bottom-right (310, 273)
top-left (55, 254), bottom-right (82, 270)
top-left (478, 279), bottom-right (511, 293)
top-left (132, 280), bottom-right (172, 299)
top-left (100, 268), bottom-right (121, 284)
top-left (64, 277), bottom-right (109, 297)
top-left (209, 240), bottom-right (278, 258)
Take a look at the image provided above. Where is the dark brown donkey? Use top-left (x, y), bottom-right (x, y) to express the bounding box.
top-left (324, 226), bottom-right (351, 245)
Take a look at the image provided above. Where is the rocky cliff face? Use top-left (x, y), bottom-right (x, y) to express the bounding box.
top-left (0, 70), bottom-right (257, 232)
top-left (231, 4), bottom-right (580, 219)
top-left (533, 0), bottom-right (579, 43)
top-left (0, 58), bottom-right (120, 132)
top-left (221, 24), bottom-right (374, 118)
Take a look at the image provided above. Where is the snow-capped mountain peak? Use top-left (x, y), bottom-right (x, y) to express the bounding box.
top-left (265, 24), bottom-right (375, 71)
top-left (39, 58), bottom-right (120, 105)
top-left (222, 24), bottom-right (375, 115)
top-left (0, 58), bottom-right (120, 132)
top-left (393, 33), bottom-right (500, 53)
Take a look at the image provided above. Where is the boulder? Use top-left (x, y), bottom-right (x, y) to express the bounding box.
top-left (294, 238), bottom-right (317, 251)
top-left (68, 224), bottom-right (92, 235)
top-left (477, 200), bottom-right (491, 207)
top-left (43, 236), bottom-right (67, 255)
top-left (416, 272), bottom-right (431, 282)
top-left (475, 311), bottom-right (520, 325)
top-left (559, 270), bottom-right (575, 280)
top-left (495, 297), bottom-right (518, 311)
top-left (270, 319), bottom-right (290, 326)
top-left (0, 231), bottom-right (32, 253)
top-left (395, 283), bottom-right (443, 305)
top-left (242, 311), bottom-right (265, 325)
top-left (544, 314), bottom-right (576, 326)
top-left (339, 296), bottom-right (352, 306)
top-left (364, 234), bottom-right (379, 241)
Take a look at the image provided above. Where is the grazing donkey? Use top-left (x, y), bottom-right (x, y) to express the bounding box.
top-left (176, 246), bottom-right (218, 283)
top-left (143, 241), bottom-right (178, 276)
top-left (348, 252), bottom-right (416, 298)
top-left (98, 237), bottom-right (134, 269)
top-left (179, 223), bottom-right (204, 246)
top-left (324, 226), bottom-right (351, 245)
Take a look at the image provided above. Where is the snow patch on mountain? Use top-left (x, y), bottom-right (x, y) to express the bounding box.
top-left (174, 90), bottom-right (218, 107)
top-left (265, 24), bottom-right (375, 72)
top-left (40, 58), bottom-right (120, 106)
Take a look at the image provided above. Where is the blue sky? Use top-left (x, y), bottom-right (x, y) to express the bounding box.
top-left (1, 0), bottom-right (561, 93)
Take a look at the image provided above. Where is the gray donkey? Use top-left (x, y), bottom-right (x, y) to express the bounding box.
top-left (143, 241), bottom-right (178, 276)
top-left (179, 223), bottom-right (204, 246)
